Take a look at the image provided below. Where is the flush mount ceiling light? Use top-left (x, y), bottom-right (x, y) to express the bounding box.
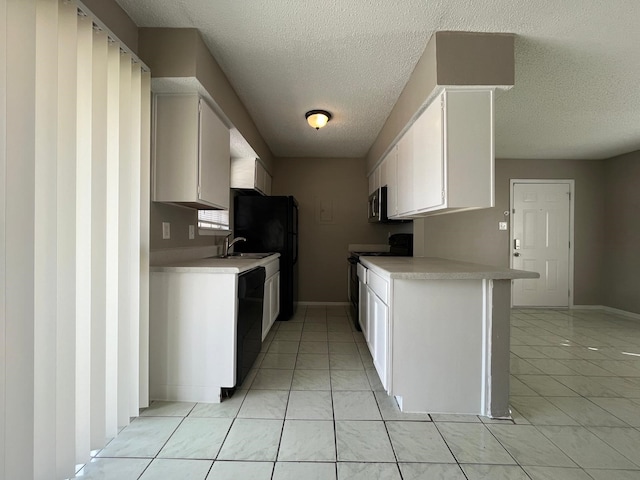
top-left (305, 110), bottom-right (332, 130)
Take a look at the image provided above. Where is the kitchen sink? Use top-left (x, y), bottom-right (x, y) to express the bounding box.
top-left (217, 252), bottom-right (274, 259)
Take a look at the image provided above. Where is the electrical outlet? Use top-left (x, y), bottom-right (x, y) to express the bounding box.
top-left (162, 222), bottom-right (171, 239)
top-left (189, 225), bottom-right (195, 240)
top-left (498, 222), bottom-right (508, 231)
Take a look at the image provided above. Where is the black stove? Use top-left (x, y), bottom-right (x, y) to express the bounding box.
top-left (347, 234), bottom-right (413, 330)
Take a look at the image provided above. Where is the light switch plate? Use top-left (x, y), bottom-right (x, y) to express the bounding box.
top-left (162, 222), bottom-right (171, 239)
top-left (188, 225), bottom-right (195, 240)
top-left (498, 222), bottom-right (508, 231)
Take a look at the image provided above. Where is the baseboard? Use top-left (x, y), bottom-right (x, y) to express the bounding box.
top-left (572, 305), bottom-right (640, 321)
top-left (297, 301), bottom-right (350, 307)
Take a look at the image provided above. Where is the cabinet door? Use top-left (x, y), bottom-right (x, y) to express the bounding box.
top-left (383, 146), bottom-right (398, 217)
top-left (368, 167), bottom-right (380, 195)
top-left (262, 272), bottom-right (281, 341)
top-left (358, 280), bottom-right (367, 335)
top-left (270, 272), bottom-right (280, 323)
top-left (153, 95), bottom-right (199, 202)
top-left (444, 89), bottom-right (494, 210)
top-left (413, 97), bottom-right (444, 211)
top-left (255, 160), bottom-right (266, 194)
top-left (198, 99), bottom-right (230, 209)
top-left (365, 287), bottom-right (376, 351)
top-left (264, 171), bottom-right (272, 196)
top-left (262, 275), bottom-right (273, 341)
top-left (371, 293), bottom-right (389, 389)
top-left (396, 126), bottom-right (414, 215)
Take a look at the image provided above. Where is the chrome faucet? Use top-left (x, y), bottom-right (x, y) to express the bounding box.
top-left (222, 235), bottom-right (247, 257)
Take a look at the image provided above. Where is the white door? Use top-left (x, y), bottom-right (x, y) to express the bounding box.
top-left (511, 182), bottom-right (571, 307)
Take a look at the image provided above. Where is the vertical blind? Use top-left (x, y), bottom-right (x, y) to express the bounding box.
top-left (0, 1), bottom-right (151, 479)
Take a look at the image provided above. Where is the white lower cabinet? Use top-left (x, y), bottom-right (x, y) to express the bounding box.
top-left (149, 271), bottom-right (238, 403)
top-left (367, 285), bottom-right (389, 389)
top-left (358, 259), bottom-right (513, 417)
top-left (361, 266), bottom-right (390, 392)
top-left (357, 263), bottom-right (368, 335)
top-left (262, 259), bottom-right (280, 340)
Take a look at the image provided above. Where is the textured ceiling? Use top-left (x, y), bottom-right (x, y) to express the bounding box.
top-left (116, 0), bottom-right (640, 160)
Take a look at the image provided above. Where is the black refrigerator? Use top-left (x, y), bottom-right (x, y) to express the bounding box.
top-left (233, 195), bottom-right (298, 321)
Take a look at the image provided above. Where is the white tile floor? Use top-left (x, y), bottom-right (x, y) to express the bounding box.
top-left (73, 306), bottom-right (640, 479)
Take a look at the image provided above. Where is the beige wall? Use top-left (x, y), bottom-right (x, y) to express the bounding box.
top-left (419, 158), bottom-right (606, 306)
top-left (603, 151), bottom-right (640, 313)
top-left (138, 28), bottom-right (199, 78)
top-left (149, 202), bottom-right (225, 250)
top-left (273, 157), bottom-right (410, 302)
top-left (81, 0), bottom-right (139, 53)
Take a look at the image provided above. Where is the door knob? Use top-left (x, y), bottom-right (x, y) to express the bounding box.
top-left (514, 252), bottom-right (520, 257)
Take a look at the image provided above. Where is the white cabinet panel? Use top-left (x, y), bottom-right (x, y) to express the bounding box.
top-left (264, 170), bottom-right (272, 196)
top-left (199, 100), bottom-right (231, 208)
top-left (385, 88), bottom-right (494, 218)
top-left (365, 282), bottom-right (389, 392)
top-left (396, 126), bottom-right (414, 216)
top-left (412, 97), bottom-right (444, 211)
top-left (153, 94), bottom-right (230, 209)
top-left (362, 264), bottom-right (390, 392)
top-left (357, 262), bottom-right (368, 336)
top-left (368, 166), bottom-right (380, 195)
top-left (231, 157), bottom-right (272, 195)
top-left (149, 271), bottom-right (237, 402)
top-left (371, 292), bottom-right (389, 389)
top-left (262, 260), bottom-right (280, 340)
top-left (270, 272), bottom-right (280, 323)
top-left (367, 269), bottom-right (388, 304)
top-left (442, 90), bottom-right (494, 211)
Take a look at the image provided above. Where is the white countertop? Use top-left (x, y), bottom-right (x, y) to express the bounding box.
top-left (360, 256), bottom-right (540, 281)
top-left (150, 253), bottom-right (280, 274)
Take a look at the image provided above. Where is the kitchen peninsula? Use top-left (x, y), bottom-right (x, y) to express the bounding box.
top-left (357, 256), bottom-right (538, 418)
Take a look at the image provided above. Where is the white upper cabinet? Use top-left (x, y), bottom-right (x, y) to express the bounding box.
top-left (387, 88), bottom-right (494, 218)
top-left (231, 157), bottom-right (272, 196)
top-left (367, 166), bottom-right (380, 195)
top-left (412, 95), bottom-right (445, 212)
top-left (396, 124), bottom-right (414, 216)
top-left (153, 94), bottom-right (230, 209)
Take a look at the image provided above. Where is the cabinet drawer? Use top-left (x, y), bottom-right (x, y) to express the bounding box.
top-left (264, 258), bottom-right (280, 279)
top-left (357, 263), bottom-right (367, 283)
top-left (367, 270), bottom-right (388, 304)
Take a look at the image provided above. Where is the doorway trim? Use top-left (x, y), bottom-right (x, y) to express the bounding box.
top-left (509, 179), bottom-right (575, 308)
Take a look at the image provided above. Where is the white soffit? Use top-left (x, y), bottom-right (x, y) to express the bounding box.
top-left (118, 0), bottom-right (640, 161)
